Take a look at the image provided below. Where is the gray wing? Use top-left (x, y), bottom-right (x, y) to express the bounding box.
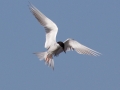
top-left (29, 3), bottom-right (58, 49)
top-left (55, 38), bottom-right (101, 56)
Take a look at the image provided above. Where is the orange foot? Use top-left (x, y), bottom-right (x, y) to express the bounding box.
top-left (46, 54), bottom-right (52, 63)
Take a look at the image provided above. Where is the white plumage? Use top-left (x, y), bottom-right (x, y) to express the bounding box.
top-left (29, 3), bottom-right (101, 70)
top-left (29, 4), bottom-right (58, 49)
top-left (55, 38), bottom-right (100, 56)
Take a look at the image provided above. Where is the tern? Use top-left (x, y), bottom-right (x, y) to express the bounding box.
top-left (29, 3), bottom-right (101, 70)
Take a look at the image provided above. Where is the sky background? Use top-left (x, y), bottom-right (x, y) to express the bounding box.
top-left (0, 0), bottom-right (120, 90)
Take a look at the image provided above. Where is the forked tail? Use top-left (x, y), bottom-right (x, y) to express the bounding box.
top-left (33, 52), bottom-right (54, 70)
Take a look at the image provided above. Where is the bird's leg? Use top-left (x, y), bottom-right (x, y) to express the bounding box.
top-left (46, 54), bottom-right (52, 63)
top-left (46, 57), bottom-right (49, 63)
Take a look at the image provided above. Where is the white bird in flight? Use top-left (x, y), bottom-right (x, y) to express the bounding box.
top-left (29, 3), bottom-right (101, 70)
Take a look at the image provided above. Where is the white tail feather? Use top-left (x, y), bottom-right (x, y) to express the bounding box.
top-left (34, 52), bottom-right (54, 70)
top-left (34, 52), bottom-right (48, 60)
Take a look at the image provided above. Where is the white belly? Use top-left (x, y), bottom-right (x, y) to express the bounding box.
top-left (47, 43), bottom-right (60, 54)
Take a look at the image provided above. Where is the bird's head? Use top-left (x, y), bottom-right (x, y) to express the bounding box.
top-left (57, 41), bottom-right (66, 53)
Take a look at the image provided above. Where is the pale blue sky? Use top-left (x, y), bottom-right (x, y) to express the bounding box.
top-left (0, 0), bottom-right (120, 90)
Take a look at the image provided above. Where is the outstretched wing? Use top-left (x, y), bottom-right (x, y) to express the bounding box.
top-left (29, 3), bottom-right (58, 49)
top-left (55, 38), bottom-right (101, 56)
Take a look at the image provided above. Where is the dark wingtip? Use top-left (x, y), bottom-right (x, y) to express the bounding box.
top-left (33, 52), bottom-right (36, 54)
top-left (28, 1), bottom-right (32, 5)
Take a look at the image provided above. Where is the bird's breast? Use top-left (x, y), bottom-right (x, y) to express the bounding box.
top-left (47, 43), bottom-right (60, 54)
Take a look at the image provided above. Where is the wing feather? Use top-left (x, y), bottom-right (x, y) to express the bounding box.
top-left (55, 38), bottom-right (101, 56)
top-left (29, 3), bottom-right (58, 49)
top-left (65, 38), bottom-right (101, 56)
